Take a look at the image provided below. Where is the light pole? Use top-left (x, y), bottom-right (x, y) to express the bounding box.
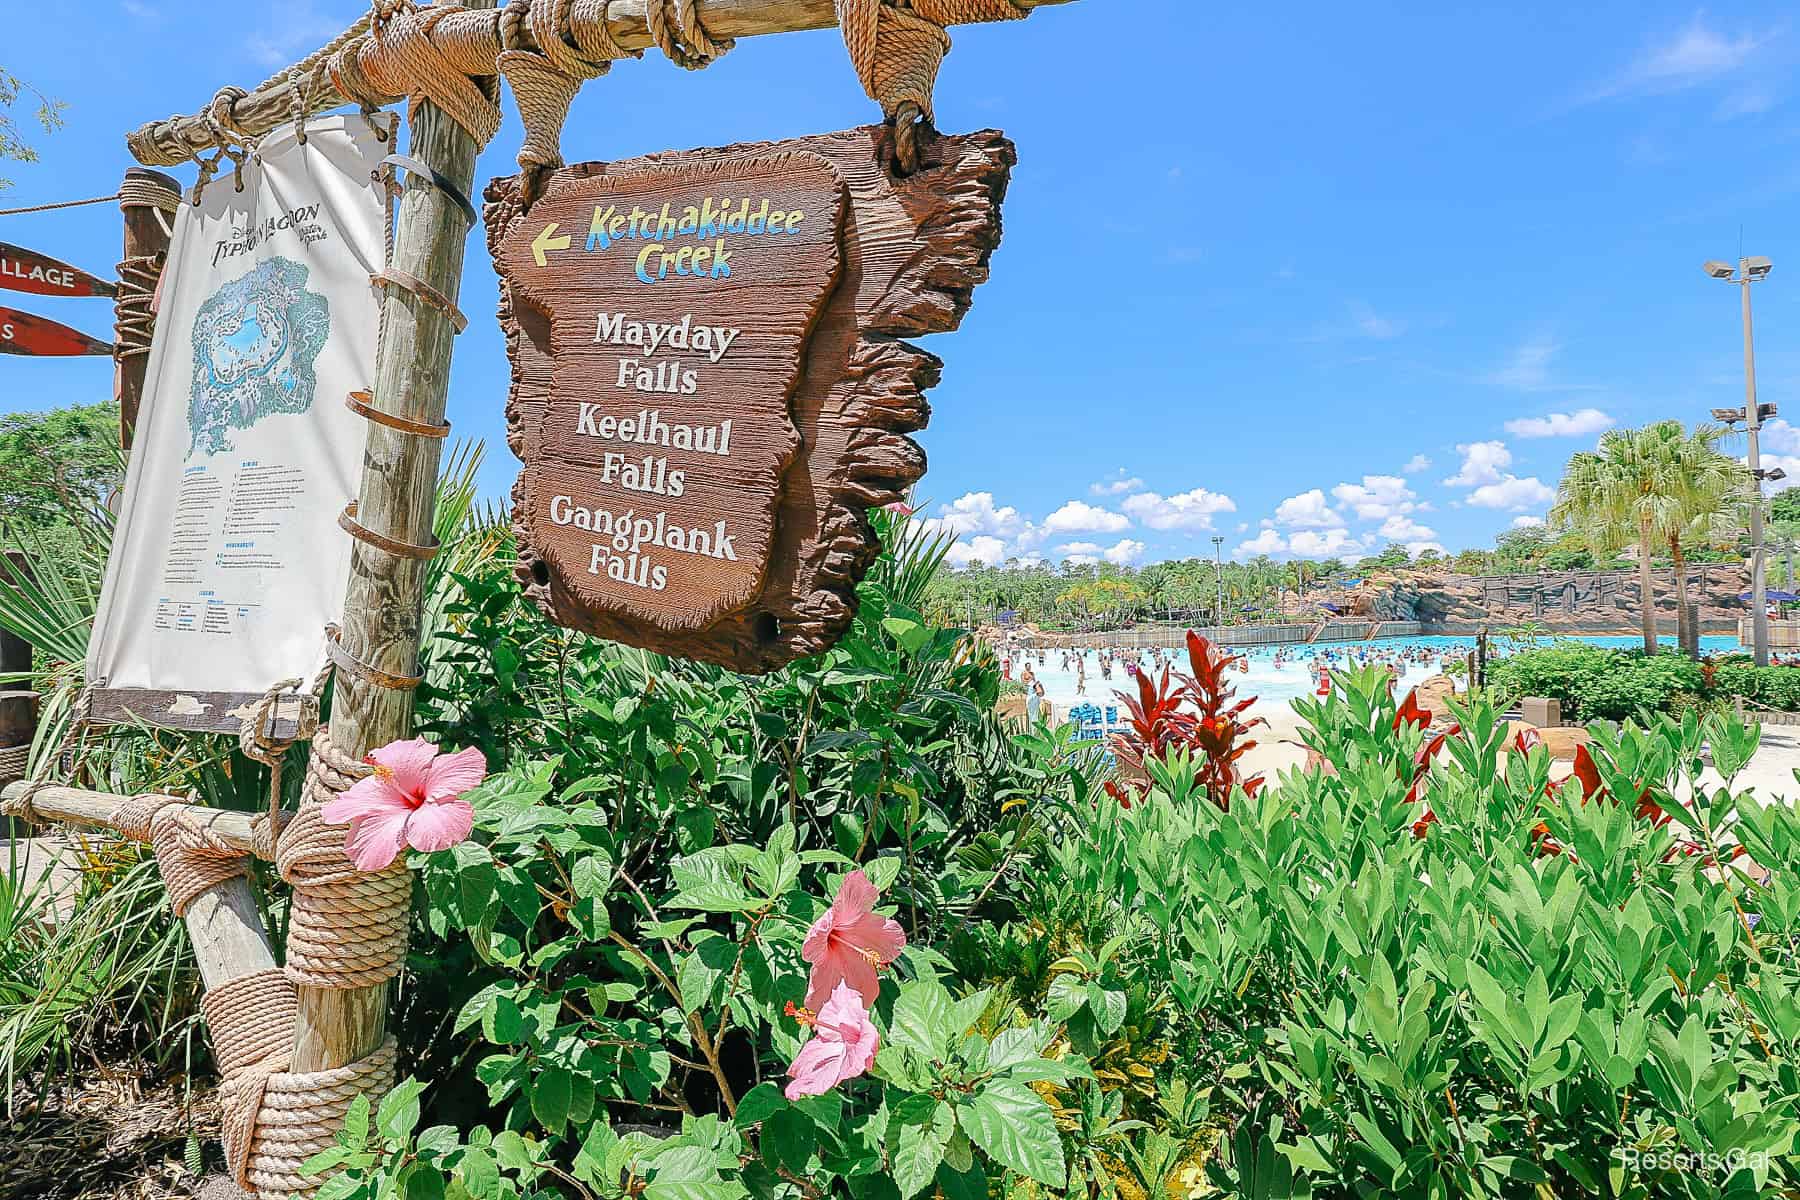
top-left (1706, 255), bottom-right (1781, 665)
top-left (1212, 536), bottom-right (1225, 628)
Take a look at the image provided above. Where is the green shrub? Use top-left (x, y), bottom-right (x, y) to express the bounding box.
top-left (1491, 644), bottom-right (1704, 721)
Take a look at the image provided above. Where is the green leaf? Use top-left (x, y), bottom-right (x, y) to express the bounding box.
top-left (571, 856), bottom-right (609, 900)
top-left (377, 1079), bottom-right (426, 1142)
top-left (340, 1094), bottom-right (371, 1153)
top-left (889, 979), bottom-right (954, 1062)
top-left (734, 1082), bottom-right (786, 1128)
top-left (893, 1103), bottom-right (954, 1198)
top-left (458, 1148), bottom-right (500, 1199)
top-left (314, 1175), bottom-right (361, 1200)
top-left (861, 856), bottom-right (903, 892)
top-left (405, 1164), bottom-right (448, 1200)
top-left (531, 1066), bottom-right (573, 1133)
top-left (962, 1079), bottom-right (1066, 1188)
top-left (761, 1107), bottom-right (815, 1174)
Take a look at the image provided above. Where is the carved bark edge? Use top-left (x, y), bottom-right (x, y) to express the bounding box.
top-left (486, 124), bottom-right (1013, 671)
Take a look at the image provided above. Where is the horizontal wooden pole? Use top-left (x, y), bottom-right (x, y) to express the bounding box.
top-left (126, 0), bottom-right (1073, 166)
top-left (1, 781), bottom-right (276, 990)
top-left (0, 780), bottom-right (259, 854)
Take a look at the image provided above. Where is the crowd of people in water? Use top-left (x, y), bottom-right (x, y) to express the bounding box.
top-left (996, 639), bottom-right (1460, 722)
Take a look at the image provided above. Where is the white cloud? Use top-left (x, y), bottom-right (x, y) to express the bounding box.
top-left (1468, 476), bottom-right (1556, 511)
top-left (1042, 500), bottom-right (1131, 534)
top-left (1379, 515), bottom-right (1438, 542)
top-left (1271, 488), bottom-right (1343, 528)
top-left (1057, 541), bottom-right (1103, 557)
top-left (1121, 487), bottom-right (1236, 531)
top-left (1104, 538), bottom-right (1146, 566)
top-left (943, 535), bottom-right (1008, 568)
top-left (1504, 408), bottom-right (1614, 438)
top-left (1761, 419), bottom-right (1800, 455)
top-left (1234, 529), bottom-right (1288, 558)
top-left (1089, 470), bottom-right (1145, 496)
top-left (1444, 441), bottom-right (1513, 488)
top-left (1333, 475), bottom-right (1422, 521)
top-left (1402, 454), bottom-right (1431, 474)
top-left (1513, 515), bottom-right (1547, 528)
top-left (1289, 528), bottom-right (1370, 558)
top-left (1406, 541), bottom-right (1447, 559)
top-left (928, 491), bottom-right (1026, 538)
top-left (1487, 337), bottom-right (1559, 391)
top-left (1600, 15), bottom-right (1771, 99)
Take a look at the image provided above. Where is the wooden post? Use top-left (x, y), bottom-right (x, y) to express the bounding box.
top-left (290, 0), bottom-right (493, 1079)
top-left (113, 168), bottom-right (181, 450)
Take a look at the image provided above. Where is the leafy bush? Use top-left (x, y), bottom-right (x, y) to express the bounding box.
top-left (1496, 644), bottom-right (1800, 718)
top-left (1491, 643), bottom-right (1705, 721)
top-left (1020, 668), bottom-right (1798, 1197)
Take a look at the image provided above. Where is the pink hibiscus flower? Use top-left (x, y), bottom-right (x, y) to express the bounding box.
top-left (784, 981), bottom-right (880, 1100)
top-left (801, 869), bottom-right (906, 1012)
top-left (320, 737), bottom-right (486, 871)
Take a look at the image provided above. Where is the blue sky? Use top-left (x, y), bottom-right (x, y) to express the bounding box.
top-left (4, 1), bottom-right (1799, 568)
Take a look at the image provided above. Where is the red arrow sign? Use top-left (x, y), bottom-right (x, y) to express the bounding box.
top-left (0, 242), bottom-right (116, 299)
top-left (0, 307), bottom-right (114, 357)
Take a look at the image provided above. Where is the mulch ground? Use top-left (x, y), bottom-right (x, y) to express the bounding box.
top-left (0, 1067), bottom-right (239, 1199)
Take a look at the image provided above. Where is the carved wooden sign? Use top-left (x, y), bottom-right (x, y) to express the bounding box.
top-left (488, 126), bottom-right (1012, 671)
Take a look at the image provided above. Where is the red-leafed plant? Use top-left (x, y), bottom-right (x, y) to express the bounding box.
top-left (1106, 632), bottom-right (1265, 811)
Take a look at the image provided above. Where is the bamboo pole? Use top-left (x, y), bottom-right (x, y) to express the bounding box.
top-left (289, 0), bottom-right (494, 1085)
top-left (125, 0), bottom-right (1073, 166)
top-left (0, 781), bottom-right (275, 991)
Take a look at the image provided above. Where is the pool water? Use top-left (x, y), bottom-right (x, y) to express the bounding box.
top-left (1002, 634), bottom-right (1744, 711)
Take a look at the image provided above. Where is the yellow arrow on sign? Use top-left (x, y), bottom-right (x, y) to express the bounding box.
top-left (531, 222), bottom-right (571, 268)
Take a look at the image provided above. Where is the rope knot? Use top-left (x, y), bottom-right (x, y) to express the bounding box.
top-left (834, 0), bottom-right (1027, 173)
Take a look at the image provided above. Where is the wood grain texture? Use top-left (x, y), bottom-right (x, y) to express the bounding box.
top-left (487, 124), bottom-right (1012, 671)
top-left (124, 0), bottom-right (1071, 167)
top-left (300, 2), bottom-right (498, 1086)
top-left (0, 781), bottom-right (275, 991)
top-left (89, 686), bottom-right (311, 739)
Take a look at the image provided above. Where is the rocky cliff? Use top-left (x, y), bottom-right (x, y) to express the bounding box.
top-left (1343, 564), bottom-right (1750, 633)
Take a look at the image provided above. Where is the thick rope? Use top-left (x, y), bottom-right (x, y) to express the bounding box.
top-left (835, 0), bottom-right (1026, 171)
top-left (0, 742), bottom-right (28, 786)
top-left (278, 726), bottom-right (412, 990)
top-left (646, 0), bottom-right (734, 70)
top-left (113, 178), bottom-right (180, 364)
top-left (204, 969), bottom-right (298, 1190)
top-left (247, 1037), bottom-right (398, 1199)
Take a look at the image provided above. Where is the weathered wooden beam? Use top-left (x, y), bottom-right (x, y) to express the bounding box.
top-left (126, 0), bottom-right (1072, 166)
top-left (0, 781), bottom-right (275, 991)
top-left (290, 0), bottom-right (495, 1089)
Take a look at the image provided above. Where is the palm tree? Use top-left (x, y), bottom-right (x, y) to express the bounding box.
top-left (1551, 420), bottom-right (1750, 655)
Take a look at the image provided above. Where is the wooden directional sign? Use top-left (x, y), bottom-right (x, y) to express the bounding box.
top-left (488, 125), bottom-right (1013, 672)
top-left (0, 306), bottom-right (114, 357)
top-left (0, 242), bottom-right (116, 299)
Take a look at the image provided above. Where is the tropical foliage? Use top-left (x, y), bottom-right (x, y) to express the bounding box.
top-left (2, 448), bottom-right (1796, 1200)
top-left (1552, 420), bottom-right (1752, 654)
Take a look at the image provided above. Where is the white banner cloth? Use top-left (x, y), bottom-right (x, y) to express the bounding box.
top-left (88, 117), bottom-right (386, 702)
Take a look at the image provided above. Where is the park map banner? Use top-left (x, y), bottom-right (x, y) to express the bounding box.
top-left (87, 117), bottom-right (386, 732)
top-left (489, 125), bottom-right (1013, 672)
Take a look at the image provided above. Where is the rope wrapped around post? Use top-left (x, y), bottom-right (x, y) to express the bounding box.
top-left (113, 173), bottom-right (181, 365)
